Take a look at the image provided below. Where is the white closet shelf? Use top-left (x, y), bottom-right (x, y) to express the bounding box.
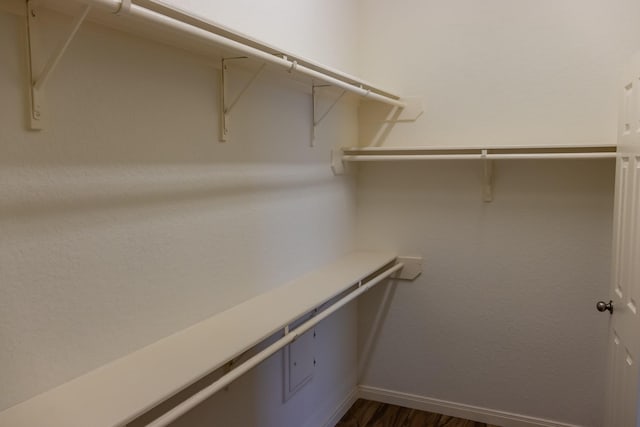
top-left (8, 0), bottom-right (413, 132)
top-left (340, 144), bottom-right (617, 162)
top-left (0, 252), bottom-right (403, 427)
top-left (332, 144), bottom-right (617, 203)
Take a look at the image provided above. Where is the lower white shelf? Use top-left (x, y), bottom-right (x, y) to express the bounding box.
top-left (0, 251), bottom-right (399, 427)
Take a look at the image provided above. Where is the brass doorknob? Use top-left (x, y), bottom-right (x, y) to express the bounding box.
top-left (596, 300), bottom-right (613, 314)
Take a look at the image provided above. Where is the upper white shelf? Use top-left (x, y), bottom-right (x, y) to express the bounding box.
top-left (341, 144), bottom-right (617, 162)
top-left (20, 0), bottom-right (406, 107)
top-left (12, 0), bottom-right (415, 133)
top-left (0, 251), bottom-right (398, 427)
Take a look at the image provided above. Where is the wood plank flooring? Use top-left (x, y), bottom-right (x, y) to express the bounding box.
top-left (335, 399), bottom-right (500, 427)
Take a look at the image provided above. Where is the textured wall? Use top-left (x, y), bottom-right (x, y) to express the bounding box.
top-left (0, 2), bottom-right (359, 424)
top-left (357, 0), bottom-right (640, 147)
top-left (354, 2), bottom-right (637, 424)
top-left (356, 160), bottom-right (614, 426)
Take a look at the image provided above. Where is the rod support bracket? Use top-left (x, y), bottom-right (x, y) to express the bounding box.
top-left (331, 147), bottom-right (347, 175)
top-left (25, 0), bottom-right (90, 130)
top-left (26, 0), bottom-right (43, 130)
top-left (397, 97), bottom-right (423, 121)
top-left (482, 149), bottom-right (494, 202)
top-left (114, 0), bottom-right (131, 15)
top-left (382, 97), bottom-right (424, 123)
top-left (393, 256), bottom-right (423, 280)
top-left (219, 57), bottom-right (265, 142)
top-left (312, 85), bottom-right (346, 146)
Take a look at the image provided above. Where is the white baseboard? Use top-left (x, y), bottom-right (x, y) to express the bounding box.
top-left (358, 386), bottom-right (583, 427)
top-left (319, 387), bottom-right (358, 427)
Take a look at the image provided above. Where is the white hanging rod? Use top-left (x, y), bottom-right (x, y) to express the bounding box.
top-left (341, 144), bottom-right (617, 162)
top-left (343, 152), bottom-right (617, 162)
top-left (75, 0), bottom-right (406, 108)
top-left (144, 262), bottom-right (404, 427)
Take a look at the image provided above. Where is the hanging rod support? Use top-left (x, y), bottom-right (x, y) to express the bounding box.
top-left (32, 4), bottom-right (90, 92)
top-left (225, 62), bottom-right (266, 114)
top-left (26, 1), bottom-right (91, 129)
top-left (219, 57), bottom-right (265, 142)
top-left (312, 85), bottom-right (346, 146)
top-left (482, 149), bottom-right (494, 203)
top-left (114, 0), bottom-right (131, 15)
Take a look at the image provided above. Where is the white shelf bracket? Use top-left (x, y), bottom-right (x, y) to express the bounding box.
top-left (482, 149), bottom-right (494, 203)
top-left (393, 256), bottom-right (423, 280)
top-left (380, 96), bottom-right (424, 123)
top-left (26, 0), bottom-right (91, 130)
top-left (312, 85), bottom-right (346, 146)
top-left (114, 0), bottom-right (131, 15)
top-left (331, 147), bottom-right (346, 175)
top-left (219, 58), bottom-right (266, 142)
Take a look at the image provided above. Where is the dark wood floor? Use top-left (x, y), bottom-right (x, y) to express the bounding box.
top-left (335, 399), bottom-right (500, 427)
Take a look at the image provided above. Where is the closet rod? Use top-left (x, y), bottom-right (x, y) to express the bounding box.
top-left (145, 262), bottom-right (404, 427)
top-left (77, 0), bottom-right (406, 108)
top-left (342, 152), bottom-right (617, 162)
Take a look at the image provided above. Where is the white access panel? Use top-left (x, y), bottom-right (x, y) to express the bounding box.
top-left (283, 329), bottom-right (316, 401)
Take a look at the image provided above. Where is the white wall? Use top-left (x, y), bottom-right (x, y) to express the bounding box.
top-left (355, 1), bottom-right (637, 425)
top-left (356, 160), bottom-right (614, 426)
top-left (357, 0), bottom-right (640, 147)
top-left (0, 1), bottom-right (360, 425)
top-left (3, 1), bottom-right (632, 426)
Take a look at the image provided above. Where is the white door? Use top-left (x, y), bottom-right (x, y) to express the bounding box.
top-left (604, 52), bottom-right (640, 427)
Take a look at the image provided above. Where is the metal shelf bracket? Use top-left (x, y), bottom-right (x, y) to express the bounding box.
top-left (393, 256), bottom-right (423, 280)
top-left (382, 97), bottom-right (424, 123)
top-left (219, 57), bottom-right (266, 142)
top-left (312, 85), bottom-right (346, 146)
top-left (482, 149), bottom-right (494, 203)
top-left (331, 147), bottom-right (346, 175)
top-left (26, 0), bottom-right (91, 130)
